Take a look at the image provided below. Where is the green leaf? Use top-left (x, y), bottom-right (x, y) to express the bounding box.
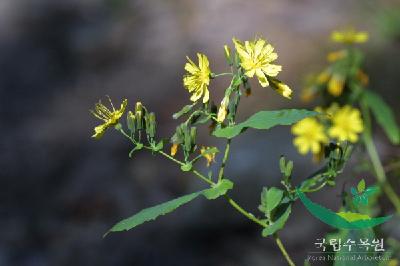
top-left (259, 187), bottom-right (269, 213)
top-left (203, 179), bottom-right (234, 200)
top-left (262, 205), bottom-right (291, 237)
top-left (297, 189), bottom-right (392, 229)
top-left (172, 104), bottom-right (195, 119)
top-left (105, 179), bottom-right (234, 236)
top-left (129, 143), bottom-right (143, 157)
top-left (357, 179), bottom-right (366, 193)
top-left (213, 109), bottom-right (318, 139)
top-left (180, 163), bottom-right (193, 172)
top-left (266, 187), bottom-right (284, 214)
top-left (192, 114), bottom-right (211, 125)
top-left (362, 90), bottom-right (400, 144)
top-left (152, 140), bottom-right (164, 152)
top-left (105, 192), bottom-right (199, 237)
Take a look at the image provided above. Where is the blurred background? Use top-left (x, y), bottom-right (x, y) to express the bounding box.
top-left (1, 0), bottom-right (399, 265)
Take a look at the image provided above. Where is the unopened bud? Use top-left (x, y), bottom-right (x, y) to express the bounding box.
top-left (223, 44), bottom-right (232, 65)
top-left (217, 96), bottom-right (229, 123)
top-left (127, 111), bottom-right (136, 133)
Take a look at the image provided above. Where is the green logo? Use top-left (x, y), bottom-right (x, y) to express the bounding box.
top-left (297, 179), bottom-right (392, 229)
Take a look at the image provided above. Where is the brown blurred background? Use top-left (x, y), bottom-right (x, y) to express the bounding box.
top-left (1, 0), bottom-right (399, 265)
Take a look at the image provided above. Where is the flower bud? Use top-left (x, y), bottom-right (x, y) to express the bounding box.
top-left (127, 111), bottom-right (136, 133)
top-left (135, 102), bottom-right (143, 113)
top-left (269, 78), bottom-right (292, 99)
top-left (223, 44), bottom-right (232, 65)
top-left (190, 127), bottom-right (197, 148)
top-left (170, 143), bottom-right (179, 156)
top-left (328, 74), bottom-right (345, 97)
top-left (136, 110), bottom-right (143, 130)
top-left (217, 96), bottom-right (229, 123)
top-left (183, 124), bottom-right (192, 153)
top-left (145, 112), bottom-right (156, 139)
top-left (135, 102), bottom-right (144, 130)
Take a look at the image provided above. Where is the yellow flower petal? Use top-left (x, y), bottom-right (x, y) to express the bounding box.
top-left (183, 53), bottom-right (212, 103)
top-left (328, 105), bottom-right (364, 143)
top-left (233, 37), bottom-right (282, 90)
top-left (328, 74), bottom-right (345, 97)
top-left (255, 69), bottom-right (269, 87)
top-left (292, 117), bottom-right (328, 155)
top-left (217, 96), bottom-right (229, 123)
top-left (170, 143), bottom-right (179, 156)
top-left (90, 98), bottom-right (127, 139)
top-left (202, 87), bottom-right (210, 103)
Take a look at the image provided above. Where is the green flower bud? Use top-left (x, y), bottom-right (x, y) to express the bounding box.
top-left (223, 44), bottom-right (232, 65)
top-left (135, 102), bottom-right (143, 113)
top-left (135, 102), bottom-right (145, 130)
top-left (190, 127), bottom-right (197, 150)
top-left (136, 110), bottom-right (143, 130)
top-left (183, 125), bottom-right (192, 153)
top-left (127, 111), bottom-right (136, 133)
top-left (146, 112), bottom-right (156, 139)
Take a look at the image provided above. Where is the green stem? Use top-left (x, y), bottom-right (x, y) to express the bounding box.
top-left (157, 149), bottom-right (214, 186)
top-left (116, 113), bottom-right (295, 265)
top-left (218, 139), bottom-right (231, 182)
top-left (361, 104), bottom-right (400, 213)
top-left (274, 233), bottom-right (296, 266)
top-left (224, 196), bottom-right (295, 265)
top-left (301, 181), bottom-right (328, 193)
top-left (213, 72), bottom-right (233, 77)
top-left (224, 195), bottom-right (267, 227)
top-left (155, 145), bottom-right (295, 265)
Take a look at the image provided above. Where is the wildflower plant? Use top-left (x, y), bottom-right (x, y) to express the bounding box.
top-left (89, 34), bottom-right (399, 265)
top-left (296, 28), bottom-right (400, 213)
top-left (295, 28), bottom-right (400, 265)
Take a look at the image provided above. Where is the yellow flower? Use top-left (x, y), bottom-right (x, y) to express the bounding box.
top-left (183, 53), bottom-right (211, 103)
top-left (233, 37), bottom-right (282, 87)
top-left (170, 143), bottom-right (179, 156)
top-left (328, 74), bottom-right (345, 96)
top-left (331, 29), bottom-right (369, 44)
top-left (217, 95), bottom-right (229, 123)
top-left (90, 97), bottom-right (127, 139)
top-left (200, 146), bottom-right (217, 167)
top-left (329, 105), bottom-right (364, 143)
top-left (292, 118), bottom-right (328, 155)
top-left (269, 78), bottom-right (292, 99)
